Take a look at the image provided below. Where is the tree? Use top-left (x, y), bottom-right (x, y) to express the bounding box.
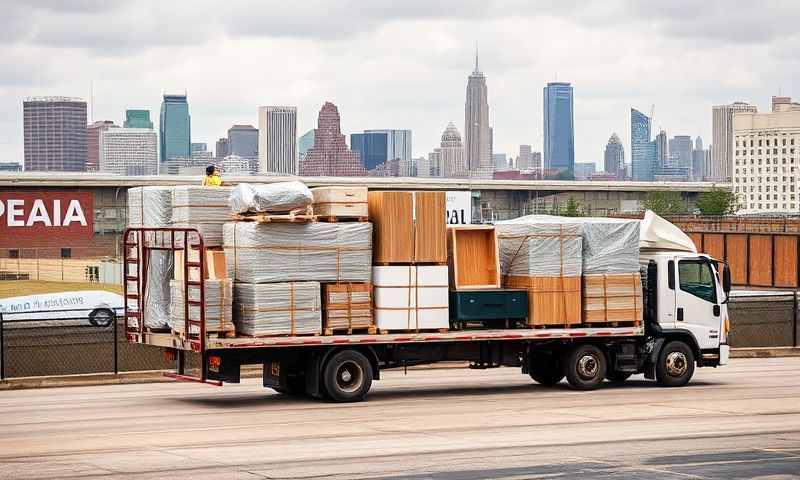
top-left (562, 196), bottom-right (583, 217)
top-left (641, 191), bottom-right (686, 216)
top-left (697, 187), bottom-right (739, 215)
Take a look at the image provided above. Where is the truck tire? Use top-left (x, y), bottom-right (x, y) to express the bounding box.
top-left (528, 353), bottom-right (564, 385)
top-left (605, 370), bottom-right (632, 383)
top-left (564, 344), bottom-right (606, 391)
top-left (656, 340), bottom-right (695, 387)
top-left (322, 350), bottom-right (373, 403)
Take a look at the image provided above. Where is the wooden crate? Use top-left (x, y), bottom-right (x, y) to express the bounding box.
top-left (503, 275), bottom-right (581, 326)
top-left (312, 186), bottom-right (368, 219)
top-left (174, 249), bottom-right (226, 282)
top-left (448, 225), bottom-right (500, 290)
top-left (368, 191), bottom-right (446, 264)
top-left (582, 273), bottom-right (643, 324)
top-left (322, 283), bottom-right (374, 334)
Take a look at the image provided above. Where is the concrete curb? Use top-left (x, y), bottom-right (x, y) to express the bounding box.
top-left (730, 347), bottom-right (800, 358)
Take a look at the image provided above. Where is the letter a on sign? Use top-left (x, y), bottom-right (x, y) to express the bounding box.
top-left (63, 200), bottom-right (87, 226)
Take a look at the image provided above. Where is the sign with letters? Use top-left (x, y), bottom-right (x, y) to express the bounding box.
top-left (0, 190), bottom-right (93, 247)
top-left (445, 191), bottom-right (472, 225)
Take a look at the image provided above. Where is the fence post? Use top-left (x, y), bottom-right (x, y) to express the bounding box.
top-left (0, 312), bottom-right (4, 380)
top-left (113, 311), bottom-right (119, 375)
top-left (795, 290), bottom-right (798, 348)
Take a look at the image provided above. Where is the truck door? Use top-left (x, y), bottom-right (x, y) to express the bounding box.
top-left (674, 257), bottom-right (721, 349)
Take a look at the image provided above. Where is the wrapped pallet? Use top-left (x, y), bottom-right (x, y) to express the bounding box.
top-left (127, 186), bottom-right (173, 329)
top-left (223, 222), bottom-right (372, 283)
top-left (582, 273), bottom-right (643, 323)
top-left (323, 283), bottom-right (374, 334)
top-left (169, 279), bottom-right (234, 334)
top-left (312, 186), bottom-right (368, 218)
top-left (495, 219), bottom-right (583, 326)
top-left (171, 186), bottom-right (233, 247)
top-left (234, 282), bottom-right (321, 336)
top-left (229, 181), bottom-right (313, 214)
top-left (373, 265), bottom-right (449, 331)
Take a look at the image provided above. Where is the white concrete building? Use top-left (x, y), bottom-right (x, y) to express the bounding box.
top-left (99, 128), bottom-right (158, 176)
top-left (258, 106), bottom-right (297, 175)
top-left (733, 102), bottom-right (800, 213)
top-left (439, 122), bottom-right (467, 178)
top-left (712, 102), bottom-right (757, 182)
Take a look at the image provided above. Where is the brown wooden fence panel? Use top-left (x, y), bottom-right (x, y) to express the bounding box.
top-left (773, 235), bottom-right (798, 288)
top-left (687, 232), bottom-right (703, 251)
top-left (748, 235), bottom-right (773, 287)
top-left (703, 234), bottom-right (725, 260)
top-left (726, 234), bottom-right (748, 285)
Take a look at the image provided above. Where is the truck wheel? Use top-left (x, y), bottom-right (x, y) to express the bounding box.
top-left (656, 340), bottom-right (695, 387)
top-left (605, 370), bottom-right (633, 383)
top-left (564, 344), bottom-right (606, 391)
top-left (322, 350), bottom-right (373, 403)
top-left (529, 353), bottom-right (564, 385)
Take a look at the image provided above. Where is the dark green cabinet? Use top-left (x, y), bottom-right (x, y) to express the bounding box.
top-left (449, 289), bottom-right (528, 321)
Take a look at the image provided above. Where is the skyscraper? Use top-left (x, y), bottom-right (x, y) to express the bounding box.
top-left (464, 51), bottom-right (492, 178)
top-left (517, 144), bottom-right (534, 170)
top-left (215, 138), bottom-right (230, 158)
top-left (99, 128), bottom-right (158, 176)
top-left (603, 133), bottom-right (625, 179)
top-left (298, 129), bottom-right (316, 159)
top-left (692, 136), bottom-right (705, 181)
top-left (655, 130), bottom-right (668, 168)
top-left (159, 94), bottom-right (191, 164)
top-left (631, 108), bottom-right (656, 181)
top-left (299, 102), bottom-right (364, 176)
top-left (439, 122), bottom-right (467, 178)
top-left (86, 120), bottom-right (118, 172)
top-left (228, 124), bottom-right (258, 159)
top-left (258, 106), bottom-right (297, 174)
top-left (492, 153), bottom-right (508, 171)
top-left (669, 135), bottom-right (693, 170)
top-left (351, 129), bottom-right (412, 171)
top-left (124, 110), bottom-right (153, 129)
top-left (543, 82), bottom-right (575, 175)
top-left (23, 97), bottom-right (87, 172)
top-left (712, 102), bottom-right (757, 181)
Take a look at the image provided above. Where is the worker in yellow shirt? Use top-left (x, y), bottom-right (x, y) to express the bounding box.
top-left (202, 165), bottom-right (223, 186)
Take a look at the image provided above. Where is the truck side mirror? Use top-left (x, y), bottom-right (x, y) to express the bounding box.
top-left (723, 264), bottom-right (731, 294)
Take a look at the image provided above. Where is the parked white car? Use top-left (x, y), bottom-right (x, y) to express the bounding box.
top-left (0, 290), bottom-right (124, 327)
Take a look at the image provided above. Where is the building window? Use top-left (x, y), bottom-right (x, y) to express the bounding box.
top-left (8, 249), bottom-right (19, 259)
top-left (60, 248), bottom-right (71, 259)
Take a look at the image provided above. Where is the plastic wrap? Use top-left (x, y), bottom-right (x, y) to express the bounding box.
top-left (640, 210), bottom-right (697, 253)
top-left (229, 181), bottom-right (313, 214)
top-left (234, 282), bottom-right (321, 336)
top-left (223, 222), bottom-right (373, 283)
top-left (128, 186), bottom-right (173, 226)
top-left (169, 279), bottom-right (233, 334)
top-left (495, 220), bottom-right (583, 277)
top-left (171, 186), bottom-right (233, 247)
top-left (323, 283), bottom-right (373, 332)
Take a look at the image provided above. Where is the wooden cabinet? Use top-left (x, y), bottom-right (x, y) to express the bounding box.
top-left (448, 226), bottom-right (500, 290)
top-left (368, 191), bottom-right (446, 264)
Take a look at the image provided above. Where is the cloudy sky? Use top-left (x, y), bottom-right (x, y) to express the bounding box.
top-left (1, 0), bottom-right (798, 167)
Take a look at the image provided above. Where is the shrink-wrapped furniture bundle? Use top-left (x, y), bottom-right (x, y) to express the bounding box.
top-left (495, 219), bottom-right (583, 326)
top-left (169, 279), bottom-right (234, 334)
top-left (127, 186), bottom-right (174, 329)
top-left (582, 273), bottom-right (643, 323)
top-left (373, 265), bottom-right (449, 331)
top-left (171, 186), bottom-right (233, 247)
top-left (229, 181), bottom-right (313, 214)
top-left (323, 283), bottom-right (373, 333)
top-left (223, 222), bottom-right (372, 283)
top-left (312, 186), bottom-right (369, 218)
top-left (234, 282), bottom-right (321, 336)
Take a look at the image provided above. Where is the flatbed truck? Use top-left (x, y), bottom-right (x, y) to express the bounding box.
top-left (124, 227), bottom-right (731, 402)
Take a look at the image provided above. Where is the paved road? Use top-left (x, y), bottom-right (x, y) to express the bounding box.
top-left (1, 357), bottom-right (799, 479)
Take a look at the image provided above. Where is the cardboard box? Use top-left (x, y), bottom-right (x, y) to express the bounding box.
top-left (174, 249), bottom-right (227, 282)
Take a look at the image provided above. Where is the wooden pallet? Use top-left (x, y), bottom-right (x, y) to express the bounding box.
top-left (317, 215), bottom-right (369, 223)
top-left (378, 328), bottom-right (449, 335)
top-left (233, 206), bottom-right (317, 224)
top-left (171, 328), bottom-right (236, 338)
top-left (237, 331), bottom-right (322, 338)
top-left (323, 325), bottom-right (377, 336)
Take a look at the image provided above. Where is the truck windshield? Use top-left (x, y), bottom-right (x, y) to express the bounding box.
top-left (678, 259), bottom-right (717, 303)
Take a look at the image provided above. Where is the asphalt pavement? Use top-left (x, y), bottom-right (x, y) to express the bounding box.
top-left (0, 357), bottom-right (799, 479)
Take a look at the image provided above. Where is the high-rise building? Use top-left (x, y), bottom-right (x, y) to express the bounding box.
top-left (603, 133), bottom-right (625, 179)
top-left (99, 128), bottom-right (158, 176)
top-left (531, 151), bottom-right (542, 169)
top-left (439, 122), bottom-right (467, 178)
top-left (221, 155), bottom-right (254, 176)
top-left (492, 153), bottom-right (508, 171)
top-left (228, 124), bottom-right (258, 159)
top-left (517, 144), bottom-right (533, 170)
top-left (124, 110), bottom-right (153, 129)
top-left (631, 108), bottom-right (656, 181)
top-left (0, 162), bottom-right (22, 172)
top-left (415, 156), bottom-right (430, 178)
top-left (298, 129), bottom-right (316, 159)
top-left (191, 142), bottom-right (207, 153)
top-left (215, 138), bottom-right (229, 158)
top-left (159, 94), bottom-right (191, 164)
top-left (351, 129), bottom-right (412, 172)
top-left (733, 103), bottom-right (800, 213)
top-left (574, 162), bottom-right (596, 180)
top-left (464, 52), bottom-right (492, 178)
top-left (23, 96), bottom-right (87, 172)
top-left (299, 102), bottom-right (364, 176)
top-left (428, 149), bottom-right (441, 177)
top-left (692, 136), bottom-right (705, 181)
top-left (543, 82), bottom-right (575, 175)
top-left (258, 107), bottom-right (296, 174)
top-left (86, 120), bottom-right (118, 172)
top-left (655, 130), bottom-right (668, 169)
top-left (712, 101), bottom-right (757, 181)
top-left (669, 135), bottom-right (693, 171)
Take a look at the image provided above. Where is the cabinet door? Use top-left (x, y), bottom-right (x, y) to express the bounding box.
top-left (414, 191), bottom-right (447, 263)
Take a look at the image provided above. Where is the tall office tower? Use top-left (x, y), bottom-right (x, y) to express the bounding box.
top-left (692, 136), bottom-right (705, 181)
top-left (492, 153), bottom-right (508, 171)
top-left (712, 101), bottom-right (757, 181)
top-left (517, 144), bottom-right (533, 170)
top-left (439, 122), bottom-right (467, 178)
top-left (415, 156), bottom-right (430, 178)
top-left (191, 143), bottom-right (213, 161)
top-left (732, 104), bottom-right (800, 213)
top-left (669, 135), bottom-right (693, 170)
top-left (543, 82), bottom-right (575, 175)
top-left (23, 97), bottom-right (87, 172)
top-left (99, 128), bottom-right (158, 176)
top-left (464, 52), bottom-right (492, 178)
top-left (159, 94), bottom-right (191, 164)
top-left (299, 102), bottom-right (364, 176)
top-left (574, 162), bottom-right (596, 180)
top-left (298, 129), bottom-right (315, 159)
top-left (428, 149), bottom-right (442, 177)
top-left (631, 108), bottom-right (657, 181)
top-left (86, 120), bottom-right (118, 172)
top-left (531, 151), bottom-right (542, 169)
top-left (258, 107), bottom-right (296, 174)
top-left (228, 124), bottom-right (258, 160)
top-left (216, 138), bottom-right (230, 158)
top-left (351, 129), bottom-right (412, 172)
top-left (191, 142), bottom-right (207, 153)
top-left (655, 130), bottom-right (668, 168)
top-left (603, 133), bottom-right (625, 179)
top-left (124, 110), bottom-right (153, 128)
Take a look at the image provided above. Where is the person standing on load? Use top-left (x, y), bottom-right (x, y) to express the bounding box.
top-left (202, 164), bottom-right (223, 186)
